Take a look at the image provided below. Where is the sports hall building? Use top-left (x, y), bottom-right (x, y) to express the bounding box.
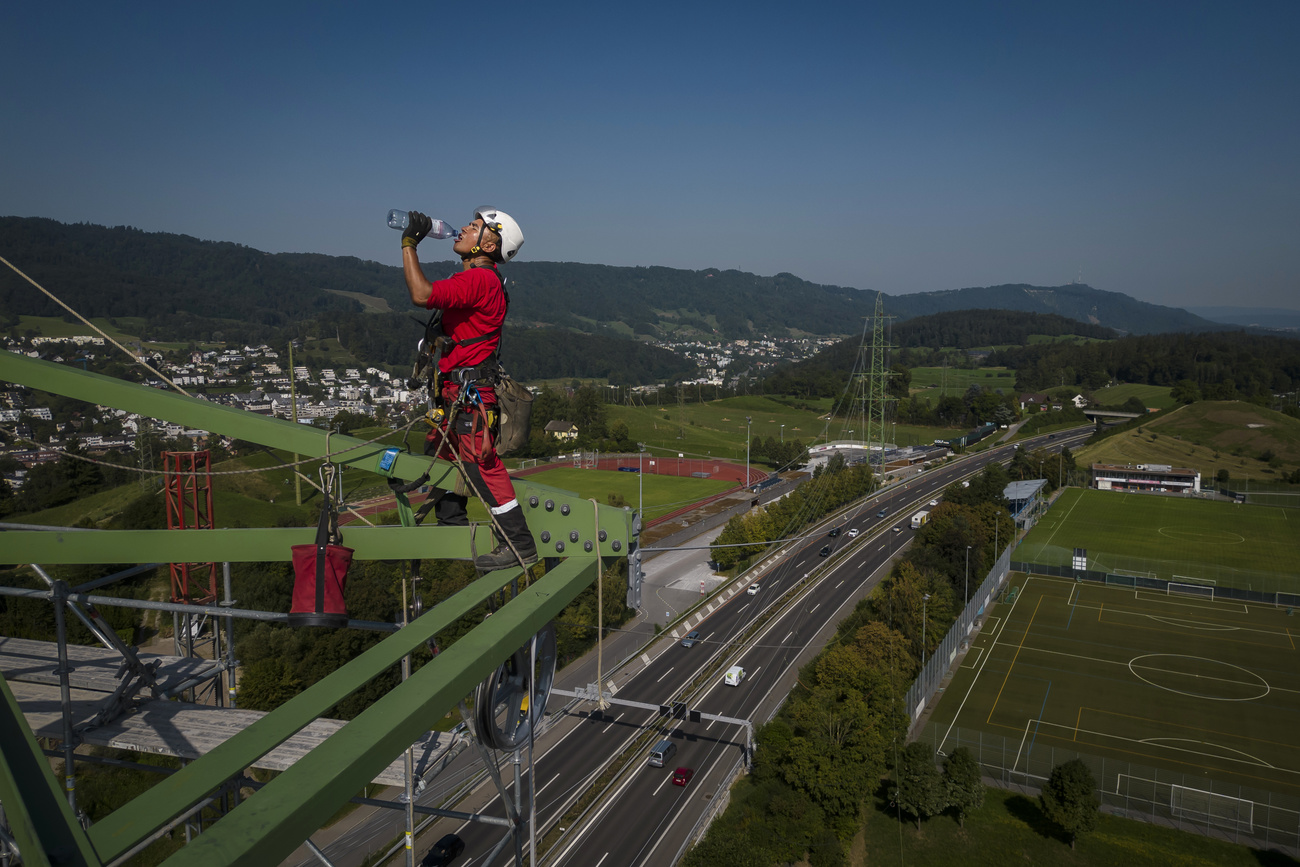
top-left (1090, 463), bottom-right (1201, 494)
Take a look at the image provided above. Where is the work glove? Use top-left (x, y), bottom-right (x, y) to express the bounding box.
top-left (402, 211), bottom-right (433, 248)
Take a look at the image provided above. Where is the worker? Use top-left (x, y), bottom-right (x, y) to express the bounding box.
top-left (402, 207), bottom-right (537, 571)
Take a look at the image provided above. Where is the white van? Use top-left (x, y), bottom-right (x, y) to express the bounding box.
top-left (724, 665), bottom-right (745, 687)
top-left (648, 738), bottom-right (677, 767)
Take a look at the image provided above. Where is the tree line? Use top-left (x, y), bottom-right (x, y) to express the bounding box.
top-left (992, 330), bottom-right (1300, 400)
top-left (687, 464), bottom-right (1018, 865)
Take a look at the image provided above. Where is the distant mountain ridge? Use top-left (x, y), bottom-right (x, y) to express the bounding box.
top-left (1185, 306), bottom-right (1300, 331)
top-left (1, 217), bottom-right (1226, 339)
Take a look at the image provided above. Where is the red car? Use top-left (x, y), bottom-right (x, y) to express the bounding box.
top-left (672, 767), bottom-right (694, 787)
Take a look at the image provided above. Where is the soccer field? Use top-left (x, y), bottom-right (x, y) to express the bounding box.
top-left (1016, 488), bottom-right (1300, 591)
top-left (923, 576), bottom-right (1300, 838)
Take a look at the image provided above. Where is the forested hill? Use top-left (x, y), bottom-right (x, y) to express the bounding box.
top-left (2, 218), bottom-right (1228, 341)
top-left (763, 310), bottom-right (1118, 397)
top-left (889, 283), bottom-right (1219, 335)
top-left (764, 308), bottom-right (1300, 402)
top-left (891, 310), bottom-right (1117, 349)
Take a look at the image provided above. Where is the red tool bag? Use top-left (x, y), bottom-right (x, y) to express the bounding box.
top-left (289, 495), bottom-right (353, 628)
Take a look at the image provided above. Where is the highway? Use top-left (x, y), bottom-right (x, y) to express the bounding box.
top-left (291, 427), bottom-right (1090, 867)
top-left (546, 428), bottom-right (1091, 867)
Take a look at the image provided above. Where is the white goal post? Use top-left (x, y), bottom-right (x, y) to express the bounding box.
top-left (1168, 582), bottom-right (1215, 600)
top-left (1171, 784), bottom-right (1254, 832)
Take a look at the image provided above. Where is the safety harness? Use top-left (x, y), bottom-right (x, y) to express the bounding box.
top-left (404, 265), bottom-right (511, 463)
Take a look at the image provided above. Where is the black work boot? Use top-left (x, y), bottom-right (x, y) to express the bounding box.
top-left (474, 506), bottom-right (538, 570)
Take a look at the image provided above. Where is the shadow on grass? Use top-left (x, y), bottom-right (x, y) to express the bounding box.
top-left (1004, 794), bottom-right (1069, 846)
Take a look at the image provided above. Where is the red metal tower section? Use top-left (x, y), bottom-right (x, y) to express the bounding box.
top-left (164, 450), bottom-right (217, 604)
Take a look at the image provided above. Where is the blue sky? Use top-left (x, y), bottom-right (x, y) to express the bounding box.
top-left (3, 1), bottom-right (1297, 310)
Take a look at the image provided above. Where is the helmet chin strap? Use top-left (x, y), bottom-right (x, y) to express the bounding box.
top-left (469, 224), bottom-right (501, 262)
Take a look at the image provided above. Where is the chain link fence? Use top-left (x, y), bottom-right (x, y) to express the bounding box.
top-left (1010, 545), bottom-right (1300, 598)
top-left (915, 721), bottom-right (1300, 858)
top-left (904, 545), bottom-right (1014, 723)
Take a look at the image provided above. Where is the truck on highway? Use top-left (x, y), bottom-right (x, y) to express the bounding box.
top-left (910, 510), bottom-right (930, 529)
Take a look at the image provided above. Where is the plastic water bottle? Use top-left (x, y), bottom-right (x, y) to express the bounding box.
top-left (387, 209), bottom-right (459, 239)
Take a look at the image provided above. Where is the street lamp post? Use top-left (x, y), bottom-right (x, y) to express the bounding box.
top-left (638, 443), bottom-right (645, 516)
top-left (780, 423), bottom-right (785, 443)
top-left (922, 593), bottom-right (931, 663)
top-left (745, 416), bottom-right (752, 488)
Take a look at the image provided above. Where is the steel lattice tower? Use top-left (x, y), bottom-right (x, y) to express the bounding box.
top-left (846, 293), bottom-right (894, 472)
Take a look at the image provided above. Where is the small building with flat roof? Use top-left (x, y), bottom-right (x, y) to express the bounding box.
top-left (1003, 479), bottom-right (1049, 528)
top-left (1090, 463), bottom-right (1201, 494)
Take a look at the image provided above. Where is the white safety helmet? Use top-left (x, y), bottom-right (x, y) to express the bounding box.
top-left (474, 206), bottom-right (525, 263)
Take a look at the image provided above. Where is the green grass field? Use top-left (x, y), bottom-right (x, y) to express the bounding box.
top-left (1093, 383), bottom-right (1177, 410)
top-left (1076, 401), bottom-right (1300, 485)
top-left (927, 574), bottom-right (1300, 825)
top-left (607, 397), bottom-right (963, 459)
top-left (522, 467), bottom-right (733, 521)
top-left (908, 366), bottom-right (1017, 405)
top-left (1016, 488), bottom-right (1300, 589)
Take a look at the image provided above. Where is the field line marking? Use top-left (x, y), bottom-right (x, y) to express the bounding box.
top-left (1288, 627), bottom-right (1295, 651)
top-left (1036, 488), bottom-right (1085, 557)
top-left (1011, 717), bottom-right (1035, 775)
top-left (1075, 706), bottom-right (1084, 742)
top-left (987, 594), bottom-right (1045, 725)
top-left (937, 586), bottom-right (1027, 753)
top-left (1025, 681), bottom-right (1052, 761)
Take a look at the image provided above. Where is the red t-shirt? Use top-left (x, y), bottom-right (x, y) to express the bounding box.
top-left (425, 267), bottom-right (507, 374)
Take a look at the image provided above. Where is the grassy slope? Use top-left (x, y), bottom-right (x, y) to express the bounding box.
top-left (1077, 401), bottom-right (1300, 483)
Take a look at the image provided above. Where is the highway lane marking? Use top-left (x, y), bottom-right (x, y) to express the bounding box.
top-left (652, 769), bottom-right (675, 796)
top-left (749, 666), bottom-right (762, 680)
top-left (783, 632), bottom-right (793, 643)
top-left (656, 666), bottom-right (676, 683)
top-left (538, 772), bottom-right (561, 796)
top-left (836, 579), bottom-right (844, 588)
top-left (593, 853), bottom-right (610, 867)
top-left (600, 713), bottom-right (623, 734)
top-left (671, 629), bottom-right (680, 639)
top-left (641, 653), bottom-right (651, 666)
top-left (809, 603), bottom-right (820, 614)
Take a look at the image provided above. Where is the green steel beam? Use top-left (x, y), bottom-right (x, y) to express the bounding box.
top-left (1, 496), bottom-right (633, 562)
top-left (1, 348), bottom-right (637, 866)
top-left (0, 672), bottom-right (99, 867)
top-left (0, 351), bottom-right (636, 553)
top-left (0, 350), bottom-right (448, 487)
top-left (163, 557), bottom-right (597, 867)
top-left (88, 562), bottom-right (534, 862)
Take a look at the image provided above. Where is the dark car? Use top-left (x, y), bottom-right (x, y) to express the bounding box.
top-left (681, 630), bottom-right (701, 648)
top-left (876, 509), bottom-right (888, 518)
top-left (828, 527), bottom-right (840, 537)
top-left (421, 833), bottom-right (464, 866)
top-left (673, 766), bottom-right (695, 787)
top-left (819, 545), bottom-right (831, 557)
